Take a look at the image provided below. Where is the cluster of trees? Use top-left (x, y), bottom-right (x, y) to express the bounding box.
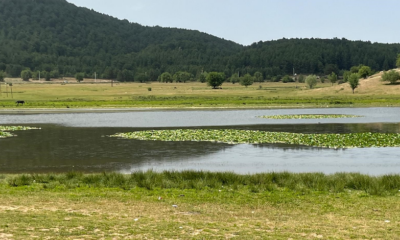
top-left (304, 73), bottom-right (359, 93)
top-left (382, 54), bottom-right (400, 84)
top-left (158, 71), bottom-right (264, 88)
top-left (304, 64), bottom-right (373, 93)
top-left (159, 71), bottom-right (193, 83)
top-left (19, 69), bottom-right (58, 81)
top-left (1, 0), bottom-right (400, 83)
top-left (381, 70), bottom-right (400, 84)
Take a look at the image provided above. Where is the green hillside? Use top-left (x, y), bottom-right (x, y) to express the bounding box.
top-left (0, 0), bottom-right (399, 80)
top-left (239, 38), bottom-right (400, 77)
top-left (0, 0), bottom-right (241, 79)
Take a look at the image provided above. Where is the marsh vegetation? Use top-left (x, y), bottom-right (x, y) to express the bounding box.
top-left (0, 126), bottom-right (40, 138)
top-left (111, 129), bottom-right (400, 149)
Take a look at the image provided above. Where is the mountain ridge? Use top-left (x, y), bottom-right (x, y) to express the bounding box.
top-left (0, 0), bottom-right (399, 80)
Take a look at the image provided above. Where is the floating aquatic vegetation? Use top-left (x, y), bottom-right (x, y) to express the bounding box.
top-left (258, 114), bottom-right (362, 119)
top-left (0, 126), bottom-right (41, 138)
top-left (110, 129), bottom-right (400, 149)
top-left (0, 131), bottom-right (14, 138)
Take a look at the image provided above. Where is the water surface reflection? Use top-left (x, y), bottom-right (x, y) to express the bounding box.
top-left (1, 122), bottom-right (400, 175)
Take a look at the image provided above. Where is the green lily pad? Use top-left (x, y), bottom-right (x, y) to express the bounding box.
top-left (110, 129), bottom-right (400, 149)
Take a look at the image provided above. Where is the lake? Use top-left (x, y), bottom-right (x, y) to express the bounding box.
top-left (1, 107), bottom-right (400, 175)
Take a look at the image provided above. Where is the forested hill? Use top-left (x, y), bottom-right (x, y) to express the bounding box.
top-left (0, 0), bottom-right (241, 79)
top-left (1, 0), bottom-right (400, 81)
top-left (238, 38), bottom-right (400, 77)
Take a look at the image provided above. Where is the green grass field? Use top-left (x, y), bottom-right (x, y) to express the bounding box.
top-left (1, 75), bottom-right (400, 109)
top-left (1, 171), bottom-right (400, 239)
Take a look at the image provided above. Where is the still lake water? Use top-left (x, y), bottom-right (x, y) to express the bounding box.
top-left (1, 107), bottom-right (400, 175)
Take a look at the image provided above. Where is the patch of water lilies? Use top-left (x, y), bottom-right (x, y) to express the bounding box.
top-left (0, 126), bottom-right (41, 138)
top-left (110, 129), bottom-right (400, 149)
top-left (258, 114), bottom-right (361, 119)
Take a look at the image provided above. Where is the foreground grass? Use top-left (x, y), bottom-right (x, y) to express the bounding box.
top-left (1, 81), bottom-right (400, 109)
top-left (1, 171), bottom-right (400, 239)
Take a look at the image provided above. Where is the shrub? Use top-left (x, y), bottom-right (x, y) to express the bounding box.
top-left (348, 73), bottom-right (360, 93)
top-left (282, 75), bottom-right (294, 83)
top-left (207, 72), bottom-right (225, 89)
top-left (381, 70), bottom-right (400, 84)
top-left (240, 73), bottom-right (254, 87)
top-left (305, 75), bottom-right (318, 89)
top-left (297, 75), bottom-right (305, 83)
top-left (75, 72), bottom-right (84, 82)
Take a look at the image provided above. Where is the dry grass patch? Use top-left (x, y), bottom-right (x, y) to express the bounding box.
top-left (308, 68), bottom-right (400, 96)
top-left (0, 184), bottom-right (400, 239)
top-left (1, 72), bottom-right (400, 108)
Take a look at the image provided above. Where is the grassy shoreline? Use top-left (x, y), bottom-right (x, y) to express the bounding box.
top-left (1, 96), bottom-right (400, 109)
top-left (1, 171), bottom-right (400, 239)
top-left (0, 79), bottom-right (400, 109)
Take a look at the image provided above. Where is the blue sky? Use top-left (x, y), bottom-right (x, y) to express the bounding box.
top-left (67, 0), bottom-right (399, 46)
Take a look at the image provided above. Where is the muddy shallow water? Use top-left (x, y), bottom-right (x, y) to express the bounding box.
top-left (1, 107), bottom-right (400, 175)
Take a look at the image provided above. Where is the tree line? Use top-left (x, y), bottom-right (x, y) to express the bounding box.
top-left (0, 0), bottom-right (400, 82)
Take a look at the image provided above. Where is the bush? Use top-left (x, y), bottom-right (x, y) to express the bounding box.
top-left (44, 71), bottom-right (51, 81)
top-left (348, 73), bottom-right (360, 94)
top-left (272, 75), bottom-right (282, 82)
top-left (160, 72), bottom-right (173, 83)
top-left (173, 71), bottom-right (191, 83)
top-left (20, 69), bottom-right (31, 81)
top-left (305, 75), bottom-right (318, 89)
top-left (75, 72), bottom-right (84, 82)
top-left (358, 66), bottom-right (372, 79)
top-left (198, 72), bottom-right (208, 83)
top-left (328, 72), bottom-right (337, 85)
top-left (342, 71), bottom-right (351, 83)
top-left (240, 73), bottom-right (254, 87)
top-left (229, 73), bottom-right (239, 84)
top-left (207, 72), bottom-right (225, 89)
top-left (381, 70), bottom-right (400, 84)
top-left (297, 75), bottom-right (305, 83)
top-left (282, 75), bottom-right (294, 83)
top-left (254, 72), bottom-right (263, 82)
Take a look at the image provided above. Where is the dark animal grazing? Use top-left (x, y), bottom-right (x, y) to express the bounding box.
top-left (15, 100), bottom-right (25, 106)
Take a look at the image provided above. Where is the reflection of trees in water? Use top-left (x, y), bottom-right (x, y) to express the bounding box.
top-left (0, 125), bottom-right (235, 173)
top-left (2, 123), bottom-right (399, 173)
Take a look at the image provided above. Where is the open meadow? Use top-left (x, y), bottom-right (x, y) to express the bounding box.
top-left (1, 70), bottom-right (400, 109)
top-left (1, 172), bottom-right (400, 239)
